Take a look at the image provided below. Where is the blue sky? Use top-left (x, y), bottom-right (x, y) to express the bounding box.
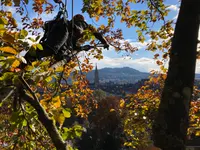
top-left (2, 0), bottom-right (200, 72)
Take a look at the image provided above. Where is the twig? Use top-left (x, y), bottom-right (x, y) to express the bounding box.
top-left (0, 88), bottom-right (15, 103)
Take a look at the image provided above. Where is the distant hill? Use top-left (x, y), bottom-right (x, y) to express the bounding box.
top-left (86, 67), bottom-right (149, 84)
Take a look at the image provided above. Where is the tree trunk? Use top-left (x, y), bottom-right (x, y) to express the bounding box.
top-left (152, 0), bottom-right (200, 150)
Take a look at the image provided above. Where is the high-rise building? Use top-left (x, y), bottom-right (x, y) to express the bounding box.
top-left (94, 64), bottom-right (99, 88)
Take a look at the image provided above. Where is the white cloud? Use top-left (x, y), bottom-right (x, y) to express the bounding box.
top-left (130, 41), bottom-right (148, 49)
top-left (89, 56), bottom-right (160, 72)
top-left (116, 39), bottom-right (148, 50)
top-left (167, 5), bottom-right (179, 12)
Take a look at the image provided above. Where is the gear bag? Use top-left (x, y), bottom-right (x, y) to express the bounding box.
top-left (41, 17), bottom-right (69, 54)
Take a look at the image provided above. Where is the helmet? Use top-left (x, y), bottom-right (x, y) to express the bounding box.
top-left (73, 14), bottom-right (85, 21)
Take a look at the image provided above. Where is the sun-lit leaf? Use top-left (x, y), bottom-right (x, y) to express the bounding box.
top-left (52, 96), bottom-right (61, 108)
top-left (119, 99), bottom-right (125, 108)
top-left (36, 43), bottom-right (43, 50)
top-left (55, 66), bottom-right (64, 72)
top-left (19, 29), bottom-right (28, 39)
top-left (45, 76), bottom-right (53, 82)
top-left (11, 59), bottom-right (20, 68)
top-left (28, 37), bottom-right (36, 42)
top-left (0, 46), bottom-right (17, 55)
top-left (40, 60), bottom-right (50, 66)
top-left (0, 17), bottom-right (8, 25)
top-left (0, 24), bottom-right (5, 29)
top-left (62, 109), bottom-right (71, 118)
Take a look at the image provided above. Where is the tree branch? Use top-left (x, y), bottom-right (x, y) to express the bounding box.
top-left (19, 76), bottom-right (67, 150)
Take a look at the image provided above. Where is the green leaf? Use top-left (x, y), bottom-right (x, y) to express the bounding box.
top-left (20, 29), bottom-right (28, 39)
top-left (36, 43), bottom-right (43, 50)
top-left (73, 125), bottom-right (84, 138)
top-left (62, 127), bottom-right (70, 140)
top-left (62, 109), bottom-right (71, 118)
top-left (0, 24), bottom-right (4, 29)
top-left (28, 37), bottom-right (36, 42)
top-left (0, 56), bottom-right (6, 60)
top-left (40, 60), bottom-right (50, 66)
top-left (36, 35), bottom-right (40, 41)
top-left (25, 65), bottom-right (34, 71)
top-left (24, 0), bottom-right (29, 4)
top-left (22, 119), bottom-right (27, 127)
top-left (0, 72), bottom-right (14, 81)
top-left (0, 17), bottom-right (8, 25)
top-left (45, 76), bottom-right (52, 82)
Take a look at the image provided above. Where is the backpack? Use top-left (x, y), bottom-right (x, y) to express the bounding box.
top-left (40, 16), bottom-right (69, 54)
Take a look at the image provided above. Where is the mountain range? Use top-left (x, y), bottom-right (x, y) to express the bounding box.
top-left (86, 67), bottom-right (200, 84)
top-left (86, 67), bottom-right (149, 84)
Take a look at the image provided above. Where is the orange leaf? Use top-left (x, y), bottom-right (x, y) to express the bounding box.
top-left (0, 47), bottom-right (17, 55)
top-left (95, 16), bottom-right (99, 22)
top-left (11, 59), bottom-right (20, 68)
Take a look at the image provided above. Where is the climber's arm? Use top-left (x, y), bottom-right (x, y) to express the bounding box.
top-left (88, 24), bottom-right (109, 49)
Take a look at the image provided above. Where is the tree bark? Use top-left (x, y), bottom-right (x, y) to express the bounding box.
top-left (152, 0), bottom-right (200, 150)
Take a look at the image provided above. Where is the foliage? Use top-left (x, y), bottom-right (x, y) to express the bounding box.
top-left (1, 0), bottom-right (199, 150)
top-left (76, 96), bottom-right (125, 150)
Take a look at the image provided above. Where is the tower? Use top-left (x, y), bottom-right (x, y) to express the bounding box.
top-left (94, 64), bottom-right (99, 88)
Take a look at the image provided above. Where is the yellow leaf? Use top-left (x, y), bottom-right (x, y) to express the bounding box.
top-left (40, 99), bottom-right (49, 109)
top-left (110, 109), bottom-right (115, 112)
top-left (54, 112), bottom-right (65, 127)
top-left (195, 131), bottom-right (200, 136)
top-left (0, 47), bottom-right (17, 55)
top-left (52, 96), bottom-right (61, 108)
top-left (11, 59), bottom-right (20, 68)
top-left (55, 66), bottom-right (64, 72)
top-left (119, 99), bottom-right (125, 108)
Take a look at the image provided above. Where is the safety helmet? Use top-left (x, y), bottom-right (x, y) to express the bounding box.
top-left (73, 14), bottom-right (85, 21)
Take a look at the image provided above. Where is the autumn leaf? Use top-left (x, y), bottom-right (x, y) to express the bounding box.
top-left (52, 96), bottom-right (61, 108)
top-left (110, 109), bottom-right (115, 112)
top-left (11, 59), bottom-right (20, 68)
top-left (55, 66), bottom-right (64, 72)
top-left (0, 47), bottom-right (17, 55)
top-left (156, 60), bottom-right (163, 66)
top-left (2, 33), bottom-right (15, 43)
top-left (0, 17), bottom-right (8, 25)
top-left (52, 110), bottom-right (65, 127)
top-left (119, 99), bottom-right (125, 108)
top-left (45, 76), bottom-right (52, 82)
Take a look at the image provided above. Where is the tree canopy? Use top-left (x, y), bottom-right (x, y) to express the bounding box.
top-left (0, 0), bottom-right (200, 150)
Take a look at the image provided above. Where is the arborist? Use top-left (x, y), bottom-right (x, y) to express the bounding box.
top-left (21, 0), bottom-right (109, 68)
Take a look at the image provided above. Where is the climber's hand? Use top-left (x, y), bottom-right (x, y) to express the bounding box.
top-left (104, 44), bottom-right (109, 50)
